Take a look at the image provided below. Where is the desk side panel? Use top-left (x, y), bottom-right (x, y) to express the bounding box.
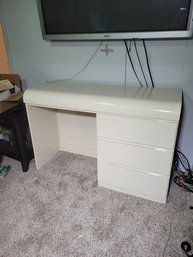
top-left (25, 105), bottom-right (59, 169)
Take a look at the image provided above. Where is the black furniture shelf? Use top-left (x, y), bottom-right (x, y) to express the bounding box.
top-left (0, 103), bottom-right (34, 172)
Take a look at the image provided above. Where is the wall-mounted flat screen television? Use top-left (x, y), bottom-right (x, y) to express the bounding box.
top-left (37, 0), bottom-right (193, 40)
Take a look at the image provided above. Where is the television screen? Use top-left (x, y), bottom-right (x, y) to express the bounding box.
top-left (37, 0), bottom-right (193, 40)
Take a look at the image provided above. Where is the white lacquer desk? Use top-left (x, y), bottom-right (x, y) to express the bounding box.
top-left (24, 82), bottom-right (182, 203)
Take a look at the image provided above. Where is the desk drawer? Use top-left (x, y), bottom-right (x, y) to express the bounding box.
top-left (98, 162), bottom-right (169, 203)
top-left (97, 114), bottom-right (178, 149)
top-left (97, 139), bottom-right (173, 176)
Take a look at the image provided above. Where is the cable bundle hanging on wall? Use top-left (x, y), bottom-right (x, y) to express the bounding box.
top-left (133, 40), bottom-right (149, 87)
top-left (124, 39), bottom-right (143, 87)
top-left (142, 40), bottom-right (154, 88)
top-left (124, 39), bottom-right (155, 88)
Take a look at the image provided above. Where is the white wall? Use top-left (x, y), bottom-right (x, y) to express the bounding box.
top-left (1, 0), bottom-right (193, 165)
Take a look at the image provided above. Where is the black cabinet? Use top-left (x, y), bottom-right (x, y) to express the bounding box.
top-left (0, 103), bottom-right (34, 172)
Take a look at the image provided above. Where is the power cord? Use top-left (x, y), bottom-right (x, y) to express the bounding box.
top-left (124, 46), bottom-right (128, 86)
top-left (142, 39), bottom-right (155, 88)
top-left (70, 41), bottom-right (103, 81)
top-left (173, 147), bottom-right (193, 193)
top-left (47, 41), bottom-right (103, 83)
top-left (173, 147), bottom-right (192, 174)
top-left (124, 39), bottom-right (143, 87)
top-left (174, 176), bottom-right (193, 193)
top-left (133, 39), bottom-right (149, 87)
top-left (124, 39), bottom-right (155, 88)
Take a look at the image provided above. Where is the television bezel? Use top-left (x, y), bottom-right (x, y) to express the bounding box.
top-left (37, 0), bottom-right (193, 40)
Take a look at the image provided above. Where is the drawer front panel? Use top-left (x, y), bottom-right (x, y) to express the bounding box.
top-left (97, 139), bottom-right (173, 176)
top-left (98, 163), bottom-right (169, 203)
top-left (97, 114), bottom-right (178, 149)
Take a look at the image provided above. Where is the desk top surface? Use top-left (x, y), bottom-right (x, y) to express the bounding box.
top-left (24, 82), bottom-right (182, 121)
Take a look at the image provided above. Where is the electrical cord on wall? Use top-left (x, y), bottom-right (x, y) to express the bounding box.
top-left (133, 39), bottom-right (149, 87)
top-left (47, 39), bottom-right (155, 88)
top-left (70, 40), bottom-right (103, 81)
top-left (124, 49), bottom-right (128, 87)
top-left (47, 40), bottom-right (103, 84)
top-left (142, 39), bottom-right (155, 88)
top-left (124, 39), bottom-right (155, 88)
top-left (124, 39), bottom-right (143, 87)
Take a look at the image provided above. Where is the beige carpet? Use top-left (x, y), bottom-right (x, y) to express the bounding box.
top-left (0, 152), bottom-right (193, 257)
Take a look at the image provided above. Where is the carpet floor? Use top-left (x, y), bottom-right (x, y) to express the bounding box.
top-left (0, 152), bottom-right (193, 257)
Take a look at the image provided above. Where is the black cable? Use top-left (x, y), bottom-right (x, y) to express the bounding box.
top-left (177, 149), bottom-right (191, 172)
top-left (173, 147), bottom-right (193, 193)
top-left (133, 39), bottom-right (149, 87)
top-left (142, 39), bottom-right (155, 88)
top-left (124, 39), bottom-right (143, 87)
top-left (181, 241), bottom-right (193, 257)
top-left (174, 176), bottom-right (193, 193)
top-left (174, 147), bottom-right (192, 174)
top-left (124, 47), bottom-right (128, 86)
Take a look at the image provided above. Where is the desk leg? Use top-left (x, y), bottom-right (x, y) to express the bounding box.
top-left (25, 105), bottom-right (59, 169)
